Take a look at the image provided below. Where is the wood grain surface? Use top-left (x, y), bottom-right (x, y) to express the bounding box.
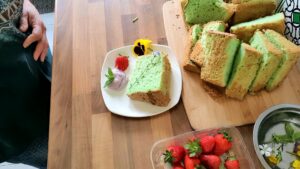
top-left (163, 0), bottom-right (300, 130)
top-left (48, 0), bottom-right (264, 168)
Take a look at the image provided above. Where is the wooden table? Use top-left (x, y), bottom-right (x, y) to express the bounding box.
top-left (48, 0), bottom-right (263, 168)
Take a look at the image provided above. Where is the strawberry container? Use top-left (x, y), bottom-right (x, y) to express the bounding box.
top-left (150, 127), bottom-right (255, 169)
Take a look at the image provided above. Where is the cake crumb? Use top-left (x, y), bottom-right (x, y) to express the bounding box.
top-left (132, 17), bottom-right (139, 23)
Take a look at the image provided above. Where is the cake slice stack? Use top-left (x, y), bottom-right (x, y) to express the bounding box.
top-left (249, 31), bottom-right (283, 93)
top-left (225, 43), bottom-right (262, 100)
top-left (200, 31), bottom-right (240, 87)
top-left (264, 29), bottom-right (300, 91)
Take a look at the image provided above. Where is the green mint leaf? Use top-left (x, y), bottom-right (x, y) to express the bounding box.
top-left (293, 132), bottom-right (300, 141)
top-left (272, 134), bottom-right (293, 144)
top-left (104, 68), bottom-right (114, 88)
top-left (285, 123), bottom-right (294, 138)
top-left (108, 67), bottom-right (114, 77)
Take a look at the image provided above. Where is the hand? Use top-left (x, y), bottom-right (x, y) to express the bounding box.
top-left (20, 0), bottom-right (49, 62)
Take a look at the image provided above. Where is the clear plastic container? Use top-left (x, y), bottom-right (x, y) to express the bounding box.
top-left (150, 127), bottom-right (255, 169)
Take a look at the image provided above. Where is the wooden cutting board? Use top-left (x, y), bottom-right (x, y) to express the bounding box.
top-left (163, 0), bottom-right (300, 130)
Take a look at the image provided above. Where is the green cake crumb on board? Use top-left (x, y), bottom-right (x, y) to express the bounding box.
top-left (249, 31), bottom-right (283, 93)
top-left (226, 43), bottom-right (262, 100)
top-left (264, 29), bottom-right (300, 91)
top-left (126, 52), bottom-right (171, 106)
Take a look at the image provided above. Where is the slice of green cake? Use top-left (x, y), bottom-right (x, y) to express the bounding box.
top-left (183, 24), bottom-right (202, 73)
top-left (181, 0), bottom-right (235, 24)
top-left (230, 13), bottom-right (285, 42)
top-left (226, 43), bottom-right (262, 100)
top-left (192, 24), bottom-right (202, 45)
top-left (230, 0), bottom-right (276, 24)
top-left (127, 52), bottom-right (171, 106)
top-left (190, 21), bottom-right (226, 67)
top-left (264, 29), bottom-right (300, 91)
top-left (249, 31), bottom-right (283, 92)
top-left (201, 31), bottom-right (240, 87)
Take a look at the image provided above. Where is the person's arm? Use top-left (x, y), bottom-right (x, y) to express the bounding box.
top-left (19, 0), bottom-right (49, 62)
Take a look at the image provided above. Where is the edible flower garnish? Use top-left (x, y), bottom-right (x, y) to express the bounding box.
top-left (267, 155), bottom-right (281, 165)
top-left (259, 144), bottom-right (272, 157)
top-left (292, 160), bottom-right (300, 169)
top-left (132, 39), bottom-right (152, 56)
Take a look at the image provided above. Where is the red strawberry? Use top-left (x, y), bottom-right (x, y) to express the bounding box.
top-left (184, 139), bottom-right (202, 157)
top-left (200, 155), bottom-right (221, 169)
top-left (115, 55), bottom-right (129, 71)
top-left (225, 155), bottom-right (240, 169)
top-left (213, 131), bottom-right (232, 156)
top-left (172, 163), bottom-right (185, 169)
top-left (163, 145), bottom-right (185, 164)
top-left (200, 136), bottom-right (215, 153)
top-left (184, 155), bottom-right (201, 169)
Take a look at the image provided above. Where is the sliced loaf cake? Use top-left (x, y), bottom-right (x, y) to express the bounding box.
top-left (201, 31), bottom-right (240, 87)
top-left (264, 29), bottom-right (300, 91)
top-left (226, 43), bottom-right (262, 100)
top-left (249, 31), bottom-right (283, 92)
top-left (230, 13), bottom-right (285, 42)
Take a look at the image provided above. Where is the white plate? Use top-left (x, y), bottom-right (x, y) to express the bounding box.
top-left (100, 44), bottom-right (182, 117)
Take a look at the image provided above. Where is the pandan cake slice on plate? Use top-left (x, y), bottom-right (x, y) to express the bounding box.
top-left (264, 29), bottom-right (300, 91)
top-left (126, 52), bottom-right (171, 106)
top-left (249, 31), bottom-right (283, 93)
top-left (200, 31), bottom-right (240, 87)
top-left (190, 21), bottom-right (226, 67)
top-left (181, 0), bottom-right (236, 25)
top-left (230, 13), bottom-right (285, 42)
top-left (226, 43), bottom-right (262, 100)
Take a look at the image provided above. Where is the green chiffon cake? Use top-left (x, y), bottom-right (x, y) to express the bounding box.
top-left (183, 24), bottom-right (202, 73)
top-left (249, 31), bottom-right (283, 92)
top-left (264, 29), bottom-right (300, 91)
top-left (190, 21), bottom-right (226, 67)
top-left (230, 13), bottom-right (285, 42)
top-left (226, 43), bottom-right (262, 100)
top-left (127, 52), bottom-right (171, 106)
top-left (181, 0), bottom-right (235, 24)
top-left (200, 31), bottom-right (240, 87)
